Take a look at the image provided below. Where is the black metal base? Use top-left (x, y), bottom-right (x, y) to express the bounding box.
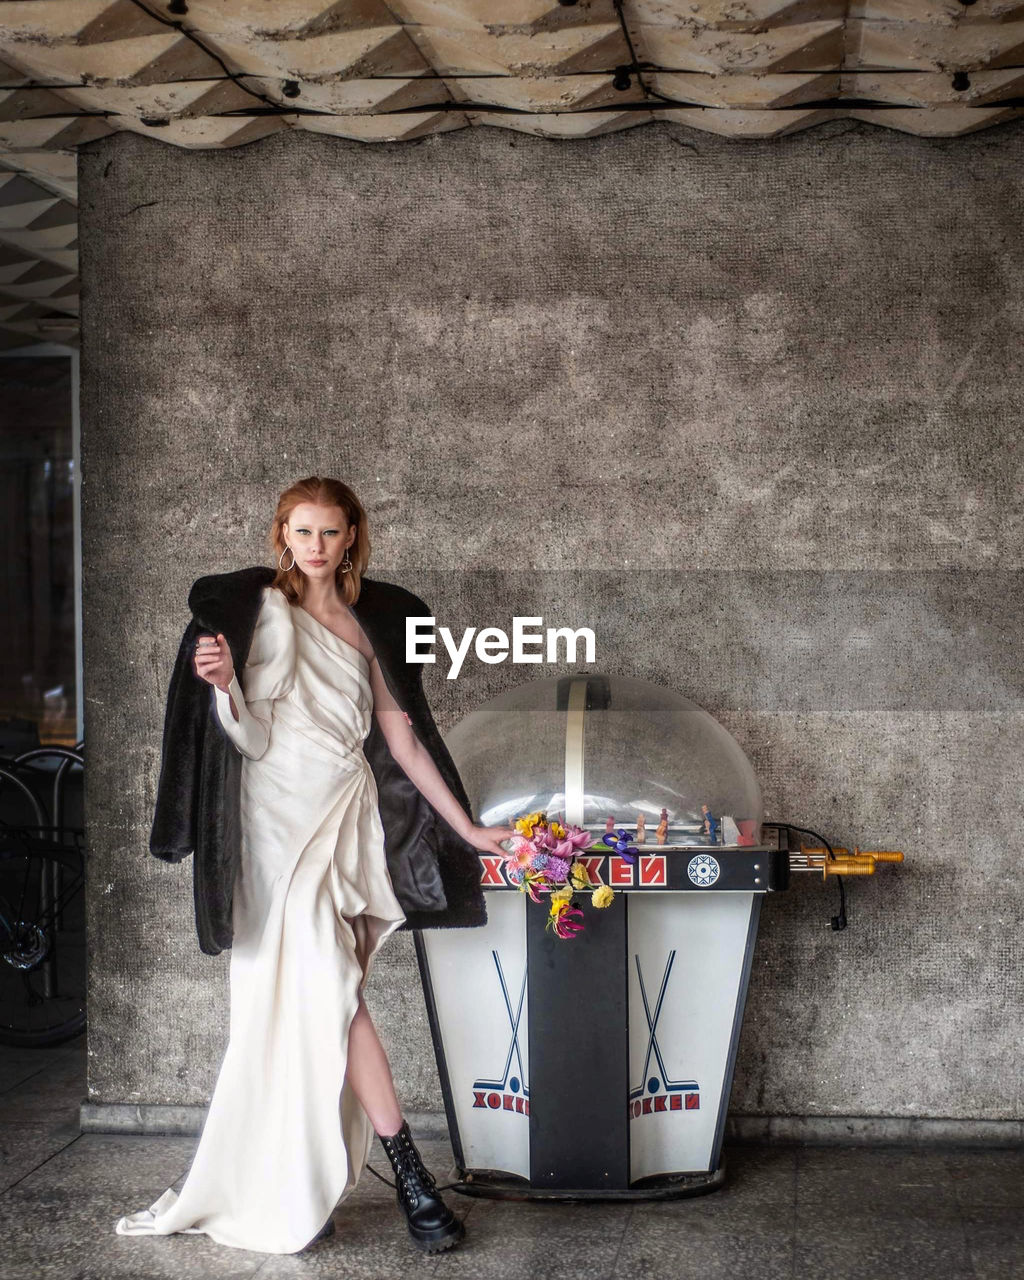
top-left (450, 1162), bottom-right (727, 1203)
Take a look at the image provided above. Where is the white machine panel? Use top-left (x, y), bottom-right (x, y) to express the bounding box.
top-left (627, 892), bottom-right (758, 1180)
top-left (420, 892), bottom-right (530, 1179)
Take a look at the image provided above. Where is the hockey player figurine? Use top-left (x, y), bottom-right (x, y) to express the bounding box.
top-left (635, 813), bottom-right (646, 844)
top-left (701, 804), bottom-right (719, 843)
top-left (605, 815), bottom-right (616, 834)
top-left (655, 808), bottom-right (668, 845)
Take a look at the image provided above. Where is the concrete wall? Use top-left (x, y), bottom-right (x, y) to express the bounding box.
top-left (78, 121), bottom-right (1024, 1128)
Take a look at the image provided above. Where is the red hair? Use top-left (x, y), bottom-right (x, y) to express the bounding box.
top-left (269, 476), bottom-right (370, 606)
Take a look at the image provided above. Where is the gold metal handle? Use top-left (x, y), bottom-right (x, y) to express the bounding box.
top-left (789, 844), bottom-right (904, 879)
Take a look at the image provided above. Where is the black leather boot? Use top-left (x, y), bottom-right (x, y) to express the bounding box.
top-left (377, 1119), bottom-right (465, 1253)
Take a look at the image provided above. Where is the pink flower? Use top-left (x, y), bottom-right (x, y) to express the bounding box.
top-left (523, 873), bottom-right (547, 904)
top-left (566, 826), bottom-right (594, 850)
top-left (506, 838), bottom-right (537, 874)
top-left (552, 906), bottom-right (585, 939)
top-left (537, 825), bottom-right (594, 860)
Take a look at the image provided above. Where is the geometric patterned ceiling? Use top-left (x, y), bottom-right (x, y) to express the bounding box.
top-left (2, 0), bottom-right (1023, 349)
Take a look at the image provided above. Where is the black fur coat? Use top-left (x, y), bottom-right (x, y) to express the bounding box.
top-left (149, 565), bottom-right (487, 955)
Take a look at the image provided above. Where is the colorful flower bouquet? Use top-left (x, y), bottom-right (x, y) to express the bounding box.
top-left (502, 811), bottom-right (618, 939)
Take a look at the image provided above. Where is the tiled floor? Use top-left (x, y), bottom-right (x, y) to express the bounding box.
top-left (0, 1036), bottom-right (1021, 1280)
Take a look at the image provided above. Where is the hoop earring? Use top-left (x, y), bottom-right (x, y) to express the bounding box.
top-left (279, 545), bottom-right (295, 572)
top-left (340, 550), bottom-right (352, 574)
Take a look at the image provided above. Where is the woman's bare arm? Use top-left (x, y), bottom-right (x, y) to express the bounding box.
top-left (367, 656), bottom-right (514, 857)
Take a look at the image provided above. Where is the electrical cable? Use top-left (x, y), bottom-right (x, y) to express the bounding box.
top-left (610, 0), bottom-right (679, 107)
top-left (762, 821), bottom-right (847, 931)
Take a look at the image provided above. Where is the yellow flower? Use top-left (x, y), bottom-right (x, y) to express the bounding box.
top-left (549, 820), bottom-right (566, 839)
top-left (549, 884), bottom-right (573, 905)
top-left (549, 897), bottom-right (569, 920)
top-left (515, 811), bottom-right (546, 839)
top-left (569, 861), bottom-right (591, 889)
top-left (592, 885), bottom-right (615, 909)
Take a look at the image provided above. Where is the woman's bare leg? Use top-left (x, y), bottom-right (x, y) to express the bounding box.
top-left (346, 991), bottom-right (404, 1137)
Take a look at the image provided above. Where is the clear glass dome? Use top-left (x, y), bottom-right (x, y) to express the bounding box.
top-left (445, 673), bottom-right (763, 849)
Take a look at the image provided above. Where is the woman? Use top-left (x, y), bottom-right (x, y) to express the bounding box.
top-left (115, 477), bottom-right (514, 1256)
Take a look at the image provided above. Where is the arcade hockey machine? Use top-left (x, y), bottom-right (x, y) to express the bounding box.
top-left (415, 674), bottom-right (902, 1200)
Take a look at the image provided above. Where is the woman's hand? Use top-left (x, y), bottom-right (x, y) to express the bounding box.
top-left (461, 824), bottom-right (518, 857)
top-left (193, 633), bottom-right (234, 692)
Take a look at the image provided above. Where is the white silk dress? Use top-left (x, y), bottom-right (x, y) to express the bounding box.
top-left (114, 585), bottom-right (407, 1254)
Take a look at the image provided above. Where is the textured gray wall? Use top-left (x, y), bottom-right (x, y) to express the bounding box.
top-left (78, 121), bottom-right (1023, 1125)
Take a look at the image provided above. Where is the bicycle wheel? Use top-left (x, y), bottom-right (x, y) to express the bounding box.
top-left (0, 835), bottom-right (87, 1047)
